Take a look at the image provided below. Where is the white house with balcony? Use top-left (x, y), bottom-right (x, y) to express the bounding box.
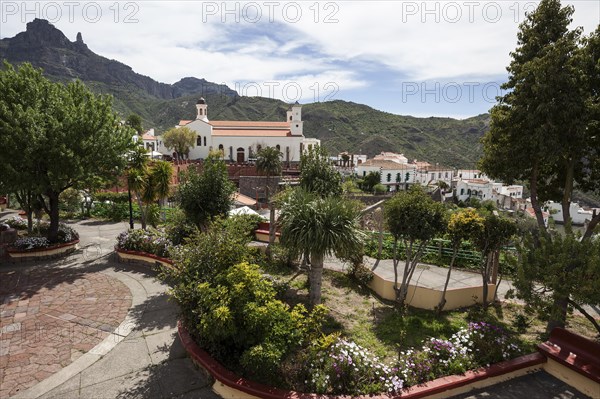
top-left (455, 179), bottom-right (494, 202)
top-left (159, 99), bottom-right (319, 163)
top-left (356, 159), bottom-right (417, 192)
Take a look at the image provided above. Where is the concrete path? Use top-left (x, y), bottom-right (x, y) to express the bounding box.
top-left (0, 213), bottom-right (219, 399)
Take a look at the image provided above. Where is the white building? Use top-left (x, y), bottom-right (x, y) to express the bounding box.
top-left (356, 159), bottom-right (417, 192)
top-left (455, 179), bottom-right (494, 202)
top-left (545, 201), bottom-right (600, 226)
top-left (159, 99), bottom-right (319, 163)
top-left (140, 129), bottom-right (159, 152)
top-left (373, 152), bottom-right (409, 164)
top-left (414, 165), bottom-right (455, 187)
top-left (456, 169), bottom-right (488, 181)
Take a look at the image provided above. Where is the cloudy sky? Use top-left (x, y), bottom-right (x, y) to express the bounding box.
top-left (1, 1), bottom-right (598, 118)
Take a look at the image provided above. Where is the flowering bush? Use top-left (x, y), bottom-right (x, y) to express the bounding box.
top-left (4, 216), bottom-right (28, 230)
top-left (451, 321), bottom-right (521, 367)
top-left (304, 337), bottom-right (403, 395)
top-left (12, 237), bottom-right (51, 250)
top-left (116, 228), bottom-right (172, 258)
top-left (397, 321), bottom-right (520, 387)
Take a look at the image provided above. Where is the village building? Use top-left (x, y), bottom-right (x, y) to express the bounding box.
top-left (159, 99), bottom-right (319, 163)
top-left (413, 164), bottom-right (455, 187)
top-left (545, 201), bottom-right (600, 226)
top-left (356, 159), bottom-right (417, 192)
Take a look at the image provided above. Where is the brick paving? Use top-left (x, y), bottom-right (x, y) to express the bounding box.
top-left (0, 267), bottom-right (131, 398)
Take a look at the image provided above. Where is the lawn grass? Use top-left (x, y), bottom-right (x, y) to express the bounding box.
top-left (266, 266), bottom-right (599, 363)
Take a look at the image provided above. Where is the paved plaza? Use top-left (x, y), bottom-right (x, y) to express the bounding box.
top-left (0, 212), bottom-right (218, 399)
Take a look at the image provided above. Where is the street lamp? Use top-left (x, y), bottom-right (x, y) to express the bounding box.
top-left (127, 179), bottom-right (134, 229)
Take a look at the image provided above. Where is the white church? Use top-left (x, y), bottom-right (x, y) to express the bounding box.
top-left (158, 98), bottom-right (320, 163)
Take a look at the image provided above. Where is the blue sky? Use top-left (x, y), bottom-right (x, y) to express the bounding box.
top-left (1, 1), bottom-right (598, 119)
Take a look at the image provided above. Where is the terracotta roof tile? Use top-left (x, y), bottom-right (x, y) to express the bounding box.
top-left (210, 121), bottom-right (290, 128)
top-left (212, 129), bottom-right (291, 137)
top-left (360, 160), bottom-right (416, 169)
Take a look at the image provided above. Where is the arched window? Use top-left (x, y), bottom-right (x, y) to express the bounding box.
top-left (387, 173), bottom-right (391, 182)
top-left (218, 144), bottom-right (224, 156)
top-left (203, 137), bottom-right (207, 146)
top-left (196, 136), bottom-right (202, 146)
top-left (257, 144), bottom-right (262, 151)
top-left (236, 147), bottom-right (245, 163)
top-left (276, 144), bottom-right (281, 151)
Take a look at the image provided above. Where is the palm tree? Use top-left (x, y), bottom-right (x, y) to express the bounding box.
top-left (279, 189), bottom-right (364, 307)
top-left (256, 146), bottom-right (282, 253)
top-left (149, 160), bottom-right (173, 207)
top-left (127, 146), bottom-right (150, 229)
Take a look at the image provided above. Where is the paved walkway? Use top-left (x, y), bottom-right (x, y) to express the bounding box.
top-left (0, 213), bottom-right (218, 399)
top-left (449, 370), bottom-right (592, 399)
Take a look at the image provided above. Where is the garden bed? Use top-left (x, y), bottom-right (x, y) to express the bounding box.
top-left (115, 247), bottom-right (173, 269)
top-left (7, 239), bottom-right (79, 261)
top-left (178, 321), bottom-right (547, 399)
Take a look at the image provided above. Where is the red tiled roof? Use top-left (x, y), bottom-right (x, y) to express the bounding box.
top-left (416, 165), bottom-right (453, 172)
top-left (210, 121), bottom-right (290, 128)
top-left (360, 160), bottom-right (416, 169)
top-left (234, 192), bottom-right (257, 206)
top-left (212, 129), bottom-right (291, 137)
top-left (465, 179), bottom-right (490, 185)
top-left (178, 120), bottom-right (192, 126)
top-left (141, 133), bottom-right (157, 141)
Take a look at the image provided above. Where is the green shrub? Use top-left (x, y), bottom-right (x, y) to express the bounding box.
top-left (164, 208), bottom-right (197, 245)
top-left (94, 191), bottom-right (130, 203)
top-left (373, 184), bottom-right (387, 194)
top-left (173, 261), bottom-right (326, 385)
top-left (346, 263), bottom-right (374, 286)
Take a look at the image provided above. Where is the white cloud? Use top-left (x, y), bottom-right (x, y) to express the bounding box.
top-left (1, 0), bottom-right (597, 112)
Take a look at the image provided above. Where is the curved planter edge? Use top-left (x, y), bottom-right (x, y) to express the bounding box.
top-left (177, 321), bottom-right (546, 399)
top-left (7, 240), bottom-right (80, 261)
top-left (115, 248), bottom-right (174, 269)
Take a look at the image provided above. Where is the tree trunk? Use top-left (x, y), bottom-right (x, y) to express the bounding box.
top-left (582, 211), bottom-right (599, 240)
top-left (47, 191), bottom-right (60, 243)
top-left (309, 252), bottom-right (324, 307)
top-left (546, 295), bottom-right (568, 334)
top-left (529, 164), bottom-right (547, 232)
top-left (396, 240), bottom-right (413, 307)
top-left (375, 212), bottom-right (383, 268)
top-left (481, 252), bottom-right (492, 309)
top-left (134, 192), bottom-right (146, 229)
top-left (392, 239), bottom-right (402, 303)
top-left (268, 202), bottom-right (276, 255)
top-left (437, 246), bottom-right (458, 314)
top-left (561, 159), bottom-right (575, 235)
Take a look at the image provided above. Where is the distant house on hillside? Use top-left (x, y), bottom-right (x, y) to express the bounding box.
top-left (455, 179), bottom-right (494, 202)
top-left (373, 152), bottom-right (408, 164)
top-left (413, 163), bottom-right (455, 187)
top-left (159, 99), bottom-right (319, 163)
top-left (545, 201), bottom-right (600, 226)
top-left (356, 159), bottom-right (417, 192)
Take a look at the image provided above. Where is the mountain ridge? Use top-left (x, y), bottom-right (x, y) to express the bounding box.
top-left (0, 19), bottom-right (489, 167)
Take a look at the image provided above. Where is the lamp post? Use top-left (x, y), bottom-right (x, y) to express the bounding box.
top-left (127, 180), bottom-right (134, 229)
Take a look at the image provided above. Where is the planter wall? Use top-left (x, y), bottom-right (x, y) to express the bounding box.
top-left (178, 322), bottom-right (547, 399)
top-left (368, 270), bottom-right (496, 311)
top-left (115, 248), bottom-right (173, 269)
top-left (7, 240), bottom-right (79, 262)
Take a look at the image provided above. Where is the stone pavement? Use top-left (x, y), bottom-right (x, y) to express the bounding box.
top-left (0, 266), bottom-right (131, 398)
top-left (0, 213), bottom-right (219, 399)
top-left (448, 370), bottom-right (592, 399)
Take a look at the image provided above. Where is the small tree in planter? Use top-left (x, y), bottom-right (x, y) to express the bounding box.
top-left (437, 209), bottom-right (484, 313)
top-left (384, 186), bottom-right (447, 307)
